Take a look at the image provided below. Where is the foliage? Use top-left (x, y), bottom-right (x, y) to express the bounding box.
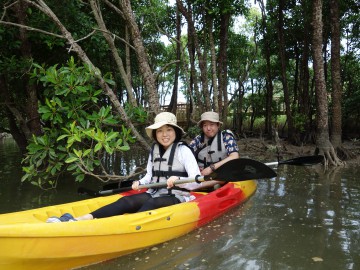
top-left (21, 57), bottom-right (136, 189)
top-left (1, 0), bottom-right (360, 173)
top-left (186, 125), bottom-right (201, 139)
top-left (341, 52), bottom-right (360, 135)
top-left (124, 103), bottom-right (148, 124)
top-left (292, 113), bottom-right (307, 133)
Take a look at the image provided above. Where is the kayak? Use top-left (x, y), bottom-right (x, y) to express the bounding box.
top-left (0, 180), bottom-right (256, 270)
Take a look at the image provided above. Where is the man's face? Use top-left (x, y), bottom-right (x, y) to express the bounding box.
top-left (202, 121), bottom-right (220, 138)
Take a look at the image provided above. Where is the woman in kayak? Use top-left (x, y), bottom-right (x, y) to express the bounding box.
top-left (189, 111), bottom-right (239, 189)
top-left (47, 112), bottom-right (202, 222)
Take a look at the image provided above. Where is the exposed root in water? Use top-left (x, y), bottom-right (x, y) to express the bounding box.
top-left (315, 145), bottom-right (344, 167)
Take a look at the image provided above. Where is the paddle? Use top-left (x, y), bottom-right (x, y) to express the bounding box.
top-left (78, 158), bottom-right (277, 197)
top-left (78, 155), bottom-right (324, 197)
top-left (265, 155), bottom-right (324, 167)
top-left (102, 179), bottom-right (133, 190)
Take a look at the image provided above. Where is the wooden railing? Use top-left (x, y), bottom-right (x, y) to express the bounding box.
top-left (160, 103), bottom-right (193, 127)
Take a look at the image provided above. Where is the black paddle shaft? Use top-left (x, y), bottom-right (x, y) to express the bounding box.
top-left (278, 155), bottom-right (324, 166)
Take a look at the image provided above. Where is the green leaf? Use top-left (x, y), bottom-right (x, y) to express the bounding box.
top-left (21, 174), bottom-right (29, 182)
top-left (106, 131), bottom-right (119, 141)
top-left (65, 157), bottom-right (79, 163)
top-left (104, 144), bottom-right (113, 154)
top-left (74, 134), bottom-right (82, 142)
top-left (94, 142), bottom-right (102, 152)
top-left (102, 118), bottom-right (118, 125)
top-left (49, 149), bottom-right (57, 159)
top-left (50, 166), bottom-right (58, 175)
top-left (31, 181), bottom-right (39, 187)
top-left (83, 149), bottom-right (92, 157)
top-left (57, 134), bottom-right (69, 141)
top-left (75, 174), bottom-right (85, 182)
top-left (67, 163), bottom-right (79, 171)
top-left (73, 149), bottom-right (82, 158)
top-left (35, 159), bottom-right (43, 167)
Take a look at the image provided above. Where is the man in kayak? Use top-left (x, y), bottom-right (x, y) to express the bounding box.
top-left (189, 111), bottom-right (240, 189)
top-left (47, 112), bottom-right (202, 222)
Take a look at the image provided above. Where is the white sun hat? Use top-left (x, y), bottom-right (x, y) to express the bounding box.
top-left (145, 112), bottom-right (185, 138)
top-left (197, 111), bottom-right (223, 127)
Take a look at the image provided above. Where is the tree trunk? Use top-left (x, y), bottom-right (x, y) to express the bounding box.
top-left (258, 0), bottom-right (274, 138)
top-left (218, 12), bottom-right (230, 124)
top-left (119, 0), bottom-right (159, 116)
top-left (330, 0), bottom-right (351, 159)
top-left (293, 46), bottom-right (300, 110)
top-left (207, 14), bottom-right (219, 113)
top-left (168, 9), bottom-right (181, 115)
top-left (299, 0), bottom-right (312, 141)
top-left (15, 1), bottom-right (42, 139)
top-left (90, 0), bottom-right (137, 107)
top-left (177, 0), bottom-right (211, 111)
top-left (125, 27), bottom-right (132, 86)
top-left (278, 0), bottom-right (296, 143)
top-left (312, 0), bottom-right (342, 166)
top-left (329, 0), bottom-right (342, 148)
top-left (187, 27), bottom-right (203, 112)
top-left (0, 76), bottom-right (28, 152)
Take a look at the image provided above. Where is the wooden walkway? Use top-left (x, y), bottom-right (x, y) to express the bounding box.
top-left (160, 103), bottom-right (195, 127)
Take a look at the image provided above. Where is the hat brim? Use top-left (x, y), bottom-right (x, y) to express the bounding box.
top-left (197, 119), bottom-right (223, 127)
top-left (145, 121), bottom-right (185, 138)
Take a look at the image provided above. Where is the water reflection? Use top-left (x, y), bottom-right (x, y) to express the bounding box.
top-left (0, 138), bottom-right (360, 269)
top-left (101, 147), bottom-right (148, 176)
top-left (81, 165), bottom-right (360, 270)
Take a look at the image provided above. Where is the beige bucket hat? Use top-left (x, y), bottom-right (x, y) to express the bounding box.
top-left (197, 111), bottom-right (223, 127)
top-left (145, 112), bottom-right (185, 138)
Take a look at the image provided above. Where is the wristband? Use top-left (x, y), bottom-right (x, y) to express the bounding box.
top-left (210, 164), bottom-right (216, 172)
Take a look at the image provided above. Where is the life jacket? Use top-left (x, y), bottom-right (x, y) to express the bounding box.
top-left (151, 141), bottom-right (189, 183)
top-left (195, 130), bottom-right (233, 167)
top-left (148, 141), bottom-right (191, 199)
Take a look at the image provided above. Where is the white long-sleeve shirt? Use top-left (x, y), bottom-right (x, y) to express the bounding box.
top-left (138, 144), bottom-right (202, 190)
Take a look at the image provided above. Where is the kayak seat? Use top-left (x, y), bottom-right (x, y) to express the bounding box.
top-left (195, 183), bottom-right (243, 211)
top-left (33, 196), bottom-right (121, 222)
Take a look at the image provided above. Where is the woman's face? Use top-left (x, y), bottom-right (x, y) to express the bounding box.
top-left (156, 125), bottom-right (176, 149)
top-left (202, 121), bottom-right (220, 138)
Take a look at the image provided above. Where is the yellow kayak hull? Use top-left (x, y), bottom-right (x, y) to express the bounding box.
top-left (0, 180), bottom-right (257, 269)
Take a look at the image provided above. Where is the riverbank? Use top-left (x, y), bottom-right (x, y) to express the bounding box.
top-left (238, 138), bottom-right (360, 166)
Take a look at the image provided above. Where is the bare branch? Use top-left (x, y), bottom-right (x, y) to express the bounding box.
top-left (103, 0), bottom-right (125, 19)
top-left (76, 158), bottom-right (145, 182)
top-left (93, 27), bottom-right (135, 50)
top-left (154, 60), bottom-right (180, 81)
top-left (0, 20), bottom-right (65, 38)
top-left (74, 29), bottom-right (97, 43)
top-left (1, 0), bottom-right (20, 20)
top-left (89, 0), bottom-right (137, 107)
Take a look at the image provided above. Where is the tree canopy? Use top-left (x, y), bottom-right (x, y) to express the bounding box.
top-left (1, 0), bottom-right (359, 187)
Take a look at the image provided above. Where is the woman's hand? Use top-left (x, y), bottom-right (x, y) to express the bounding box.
top-left (167, 176), bottom-right (179, 189)
top-left (132, 181), bottom-right (140, 190)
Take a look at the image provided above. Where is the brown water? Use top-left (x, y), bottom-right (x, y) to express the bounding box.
top-left (1, 137), bottom-right (359, 270)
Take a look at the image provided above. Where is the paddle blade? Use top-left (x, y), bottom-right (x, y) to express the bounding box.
top-left (205, 158), bottom-right (277, 182)
top-left (278, 155), bottom-right (324, 166)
